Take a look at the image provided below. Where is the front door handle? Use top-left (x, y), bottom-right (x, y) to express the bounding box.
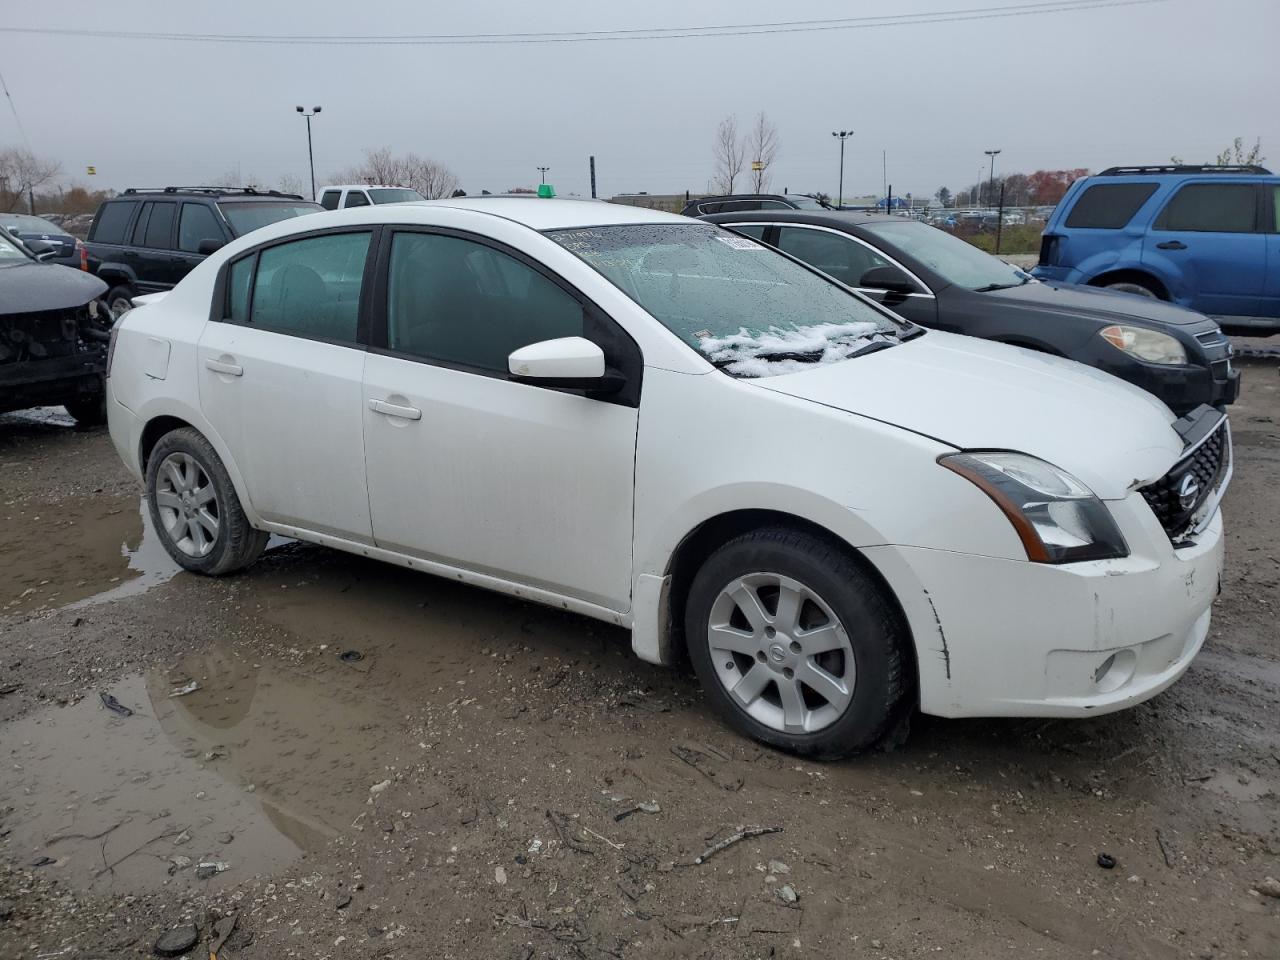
top-left (368, 398), bottom-right (422, 421)
top-left (1156, 240), bottom-right (1187, 250)
top-left (204, 357), bottom-right (243, 376)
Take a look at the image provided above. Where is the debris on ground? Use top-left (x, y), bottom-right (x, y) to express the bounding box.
top-left (208, 913), bottom-right (237, 959)
top-left (777, 883), bottom-right (799, 903)
top-left (695, 826), bottom-right (783, 865)
top-left (98, 691), bottom-right (133, 716)
top-left (1256, 877), bottom-right (1280, 899)
top-left (613, 800), bottom-right (661, 822)
top-left (1097, 853), bottom-right (1117, 869)
top-left (195, 861), bottom-right (230, 880)
top-left (153, 924), bottom-right (199, 957)
top-left (168, 681), bottom-right (199, 698)
top-left (670, 743), bottom-right (744, 791)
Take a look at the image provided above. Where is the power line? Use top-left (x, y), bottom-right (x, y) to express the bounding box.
top-left (0, 1), bottom-right (1169, 46)
top-left (0, 68), bottom-right (32, 149)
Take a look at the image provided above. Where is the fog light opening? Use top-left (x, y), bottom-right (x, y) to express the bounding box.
top-left (1093, 648), bottom-right (1137, 693)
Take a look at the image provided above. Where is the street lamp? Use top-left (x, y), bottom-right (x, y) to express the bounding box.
top-left (831, 130), bottom-right (853, 208)
top-left (295, 106), bottom-right (322, 200)
top-left (537, 166), bottom-right (550, 185)
top-left (984, 148), bottom-right (1001, 207)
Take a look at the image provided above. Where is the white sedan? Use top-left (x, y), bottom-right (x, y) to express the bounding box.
top-left (105, 198), bottom-right (1230, 757)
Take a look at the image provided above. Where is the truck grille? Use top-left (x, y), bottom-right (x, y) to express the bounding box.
top-left (1139, 416), bottom-right (1231, 544)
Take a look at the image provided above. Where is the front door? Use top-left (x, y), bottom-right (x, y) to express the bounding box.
top-left (362, 228), bottom-right (639, 612)
top-left (197, 229), bottom-right (376, 542)
top-left (1143, 181), bottom-right (1265, 318)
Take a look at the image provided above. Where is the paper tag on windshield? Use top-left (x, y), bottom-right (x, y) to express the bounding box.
top-left (716, 235), bottom-right (765, 250)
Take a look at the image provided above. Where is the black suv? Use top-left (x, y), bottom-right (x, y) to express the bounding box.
top-left (84, 187), bottom-right (321, 316)
top-left (680, 193), bottom-right (832, 217)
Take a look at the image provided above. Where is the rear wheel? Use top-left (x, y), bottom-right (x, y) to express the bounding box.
top-left (684, 526), bottom-right (909, 758)
top-left (64, 392), bottom-right (106, 426)
top-left (146, 428), bottom-right (268, 575)
top-left (105, 284), bottom-right (136, 318)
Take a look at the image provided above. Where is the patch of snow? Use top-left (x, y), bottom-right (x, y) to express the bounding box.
top-left (697, 321), bottom-right (887, 378)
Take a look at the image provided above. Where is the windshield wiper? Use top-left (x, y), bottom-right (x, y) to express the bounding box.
top-left (710, 349), bottom-right (825, 368)
top-left (973, 275), bottom-right (1033, 293)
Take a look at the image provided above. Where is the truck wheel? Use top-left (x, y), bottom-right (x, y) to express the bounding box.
top-left (684, 526), bottom-right (909, 759)
top-left (105, 285), bottom-right (136, 318)
top-left (1104, 280), bottom-right (1160, 299)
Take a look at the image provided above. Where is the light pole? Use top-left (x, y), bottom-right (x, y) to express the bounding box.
top-left (537, 166), bottom-right (550, 185)
top-left (295, 106), bottom-right (322, 200)
top-left (831, 130), bottom-right (853, 208)
top-left (984, 148), bottom-right (1001, 208)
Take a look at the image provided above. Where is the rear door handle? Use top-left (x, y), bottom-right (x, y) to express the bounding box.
top-left (368, 398), bottom-right (422, 421)
top-left (1156, 240), bottom-right (1187, 250)
top-left (204, 358), bottom-right (243, 376)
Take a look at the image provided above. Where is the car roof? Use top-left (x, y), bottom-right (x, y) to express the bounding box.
top-left (702, 209), bottom-right (900, 228)
top-left (322, 184), bottom-right (418, 191)
top-left (406, 197), bottom-right (693, 231)
top-left (116, 187), bottom-right (312, 202)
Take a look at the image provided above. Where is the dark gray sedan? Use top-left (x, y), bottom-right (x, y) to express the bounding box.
top-left (702, 210), bottom-right (1238, 415)
top-left (0, 213), bottom-right (83, 269)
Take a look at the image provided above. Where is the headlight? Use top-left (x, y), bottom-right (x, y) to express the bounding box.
top-left (1099, 325), bottom-right (1186, 365)
top-left (939, 451), bottom-right (1129, 563)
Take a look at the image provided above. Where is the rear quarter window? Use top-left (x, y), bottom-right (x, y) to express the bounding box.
top-left (90, 202), bottom-right (136, 244)
top-left (1063, 182), bottom-right (1158, 229)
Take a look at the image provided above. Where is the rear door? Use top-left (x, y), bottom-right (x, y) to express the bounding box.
top-left (1143, 181), bottom-right (1265, 318)
top-left (1263, 183), bottom-right (1280, 319)
top-left (126, 200), bottom-right (181, 291)
top-left (197, 228), bottom-right (376, 541)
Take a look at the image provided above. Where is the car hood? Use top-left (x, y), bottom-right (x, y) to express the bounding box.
top-left (752, 331), bottom-right (1182, 499)
top-left (984, 279), bottom-right (1211, 327)
top-left (0, 260), bottom-right (107, 313)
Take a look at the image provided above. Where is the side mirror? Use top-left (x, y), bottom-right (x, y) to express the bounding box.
top-left (197, 238), bottom-right (226, 255)
top-left (508, 336), bottom-right (624, 393)
top-left (859, 264), bottom-right (915, 294)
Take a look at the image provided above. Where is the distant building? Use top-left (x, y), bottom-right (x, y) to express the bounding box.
top-left (609, 192), bottom-right (689, 213)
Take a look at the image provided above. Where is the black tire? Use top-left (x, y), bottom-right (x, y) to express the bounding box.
top-left (145, 427), bottom-right (268, 576)
top-left (105, 284), bottom-right (136, 318)
top-left (1104, 280), bottom-right (1160, 299)
top-left (64, 391), bottom-right (107, 426)
top-left (684, 526), bottom-right (908, 759)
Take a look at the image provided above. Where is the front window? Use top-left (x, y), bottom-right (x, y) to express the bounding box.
top-left (368, 188), bottom-right (425, 204)
top-left (861, 219), bottom-right (1031, 292)
top-left (217, 201), bottom-right (321, 237)
top-left (787, 196), bottom-right (827, 210)
top-left (0, 230), bottom-right (32, 263)
top-left (547, 223), bottom-right (905, 377)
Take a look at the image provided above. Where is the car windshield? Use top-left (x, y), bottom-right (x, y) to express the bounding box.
top-left (217, 201), bottom-right (322, 237)
top-left (861, 219), bottom-right (1032, 291)
top-left (368, 188), bottom-right (425, 204)
top-left (0, 230), bottom-right (32, 262)
top-left (547, 223), bottom-right (907, 377)
top-left (0, 214), bottom-right (62, 233)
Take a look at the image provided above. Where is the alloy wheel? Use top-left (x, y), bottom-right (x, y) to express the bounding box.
top-left (706, 572), bottom-right (855, 734)
top-left (154, 452), bottom-right (220, 557)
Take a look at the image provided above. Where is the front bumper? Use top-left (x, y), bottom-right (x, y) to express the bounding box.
top-left (865, 495), bottom-right (1224, 718)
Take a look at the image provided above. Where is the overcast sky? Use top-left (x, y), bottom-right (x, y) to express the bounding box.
top-left (3, 0), bottom-right (1276, 200)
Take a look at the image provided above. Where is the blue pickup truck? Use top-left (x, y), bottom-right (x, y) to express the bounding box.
top-left (1034, 165), bottom-right (1280, 334)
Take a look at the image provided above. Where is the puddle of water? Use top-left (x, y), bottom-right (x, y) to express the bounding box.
top-left (0, 645), bottom-right (387, 892)
top-left (67, 498), bottom-right (181, 610)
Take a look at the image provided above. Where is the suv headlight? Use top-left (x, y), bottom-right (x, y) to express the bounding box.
top-left (1099, 325), bottom-right (1186, 365)
top-left (939, 452), bottom-right (1129, 563)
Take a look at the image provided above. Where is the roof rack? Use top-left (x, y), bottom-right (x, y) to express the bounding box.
top-left (1097, 164), bottom-right (1272, 176)
top-left (120, 186), bottom-right (307, 200)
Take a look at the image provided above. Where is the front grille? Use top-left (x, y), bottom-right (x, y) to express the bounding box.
top-left (1140, 417), bottom-right (1231, 543)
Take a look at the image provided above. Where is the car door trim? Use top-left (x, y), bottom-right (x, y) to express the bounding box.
top-left (724, 220), bottom-right (937, 298)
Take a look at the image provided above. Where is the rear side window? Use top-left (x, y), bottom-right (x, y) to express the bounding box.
top-left (178, 203), bottom-right (223, 253)
top-left (141, 202), bottom-right (176, 249)
top-left (1154, 183), bottom-right (1259, 233)
top-left (319, 190), bottom-right (340, 210)
top-left (343, 191), bottom-right (370, 208)
top-left (729, 224), bottom-right (768, 240)
top-left (1063, 182), bottom-right (1158, 228)
top-left (386, 231), bottom-right (583, 372)
top-left (91, 202), bottom-right (135, 244)
top-left (776, 226), bottom-right (889, 288)
top-left (249, 231), bottom-right (371, 342)
top-left (227, 255), bottom-right (254, 323)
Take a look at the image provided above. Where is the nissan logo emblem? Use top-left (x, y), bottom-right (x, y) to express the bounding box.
top-left (1177, 472), bottom-right (1201, 511)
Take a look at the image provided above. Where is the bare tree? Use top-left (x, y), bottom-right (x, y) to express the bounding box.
top-left (0, 148), bottom-right (61, 212)
top-left (711, 115), bottom-right (745, 194)
top-left (329, 147), bottom-right (461, 199)
top-left (276, 173), bottom-right (306, 197)
top-left (746, 112), bottom-right (779, 193)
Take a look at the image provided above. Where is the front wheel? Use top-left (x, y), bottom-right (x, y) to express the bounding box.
top-left (146, 428), bottom-right (268, 575)
top-left (684, 527), bottom-right (909, 759)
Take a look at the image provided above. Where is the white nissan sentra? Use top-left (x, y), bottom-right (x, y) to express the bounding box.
top-left (105, 198), bottom-right (1230, 757)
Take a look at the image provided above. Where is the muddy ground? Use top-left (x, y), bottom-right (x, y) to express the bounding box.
top-left (1, 361), bottom-right (1277, 960)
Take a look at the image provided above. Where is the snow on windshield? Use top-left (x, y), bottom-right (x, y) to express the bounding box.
top-left (697, 321), bottom-right (884, 378)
